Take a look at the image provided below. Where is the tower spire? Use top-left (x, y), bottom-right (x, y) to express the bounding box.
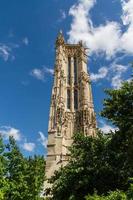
top-left (56, 30), bottom-right (65, 46)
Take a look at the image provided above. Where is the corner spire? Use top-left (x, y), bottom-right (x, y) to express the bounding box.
top-left (56, 30), bottom-right (65, 46)
top-left (59, 29), bottom-right (63, 35)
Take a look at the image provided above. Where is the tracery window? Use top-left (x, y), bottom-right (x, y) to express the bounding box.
top-left (74, 89), bottom-right (78, 110)
top-left (67, 89), bottom-right (71, 109)
top-left (68, 57), bottom-right (71, 85)
top-left (74, 57), bottom-right (77, 84)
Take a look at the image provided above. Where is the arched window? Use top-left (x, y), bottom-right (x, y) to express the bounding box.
top-left (74, 89), bottom-right (78, 110)
top-left (74, 57), bottom-right (77, 84)
top-left (67, 89), bottom-right (71, 109)
top-left (68, 57), bottom-right (71, 85)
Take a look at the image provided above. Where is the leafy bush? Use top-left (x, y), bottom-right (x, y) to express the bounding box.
top-left (86, 190), bottom-right (126, 200)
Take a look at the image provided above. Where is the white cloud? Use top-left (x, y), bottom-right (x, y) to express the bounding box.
top-left (121, 0), bottom-right (133, 26)
top-left (121, 0), bottom-right (133, 54)
top-left (0, 42), bottom-right (20, 62)
top-left (0, 44), bottom-right (11, 61)
top-left (110, 63), bottom-right (127, 88)
top-left (99, 120), bottom-right (117, 134)
top-left (100, 124), bottom-right (116, 134)
top-left (90, 67), bottom-right (108, 82)
top-left (111, 74), bottom-right (123, 89)
top-left (0, 126), bottom-right (21, 141)
top-left (0, 125), bottom-right (39, 153)
top-left (68, 0), bottom-right (121, 59)
top-left (30, 67), bottom-right (54, 81)
top-left (44, 67), bottom-right (54, 75)
top-left (38, 131), bottom-right (47, 148)
top-left (68, 0), bottom-right (94, 44)
top-left (0, 37), bottom-right (29, 62)
top-left (68, 0), bottom-right (133, 59)
top-left (90, 62), bottom-right (128, 88)
top-left (23, 142), bottom-right (36, 152)
top-left (22, 37), bottom-right (29, 46)
top-left (91, 22), bottom-right (121, 58)
top-left (60, 10), bottom-right (66, 20)
top-left (30, 68), bottom-right (45, 81)
top-left (58, 10), bottom-right (67, 23)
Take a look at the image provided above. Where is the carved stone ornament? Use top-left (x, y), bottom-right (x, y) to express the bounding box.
top-left (79, 71), bottom-right (89, 83)
top-left (56, 31), bottom-right (65, 46)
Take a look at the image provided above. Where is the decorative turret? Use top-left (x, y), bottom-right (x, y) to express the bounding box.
top-left (56, 30), bottom-right (65, 46)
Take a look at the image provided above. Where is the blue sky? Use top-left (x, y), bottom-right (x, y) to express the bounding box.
top-left (0, 0), bottom-right (132, 156)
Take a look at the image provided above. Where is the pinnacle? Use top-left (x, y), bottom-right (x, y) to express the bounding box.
top-left (59, 29), bottom-right (63, 35)
top-left (56, 29), bottom-right (65, 46)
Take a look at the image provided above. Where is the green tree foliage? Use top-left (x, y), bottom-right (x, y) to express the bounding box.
top-left (26, 155), bottom-right (45, 200)
top-left (126, 179), bottom-right (133, 200)
top-left (5, 136), bottom-right (28, 199)
top-left (48, 77), bottom-right (133, 199)
top-left (0, 136), bottom-right (9, 199)
top-left (101, 79), bottom-right (133, 190)
top-left (86, 190), bottom-right (126, 200)
top-left (85, 181), bottom-right (133, 200)
top-left (0, 136), bottom-right (45, 200)
top-left (101, 80), bottom-right (133, 131)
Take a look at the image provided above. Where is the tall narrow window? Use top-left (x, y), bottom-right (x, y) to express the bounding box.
top-left (74, 57), bottom-right (77, 84)
top-left (67, 89), bottom-right (71, 109)
top-left (68, 57), bottom-right (71, 85)
top-left (74, 89), bottom-right (78, 110)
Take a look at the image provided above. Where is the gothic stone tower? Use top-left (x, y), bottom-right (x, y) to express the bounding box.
top-left (45, 31), bottom-right (96, 179)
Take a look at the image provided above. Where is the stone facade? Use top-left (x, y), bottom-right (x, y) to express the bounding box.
top-left (45, 31), bottom-right (96, 180)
